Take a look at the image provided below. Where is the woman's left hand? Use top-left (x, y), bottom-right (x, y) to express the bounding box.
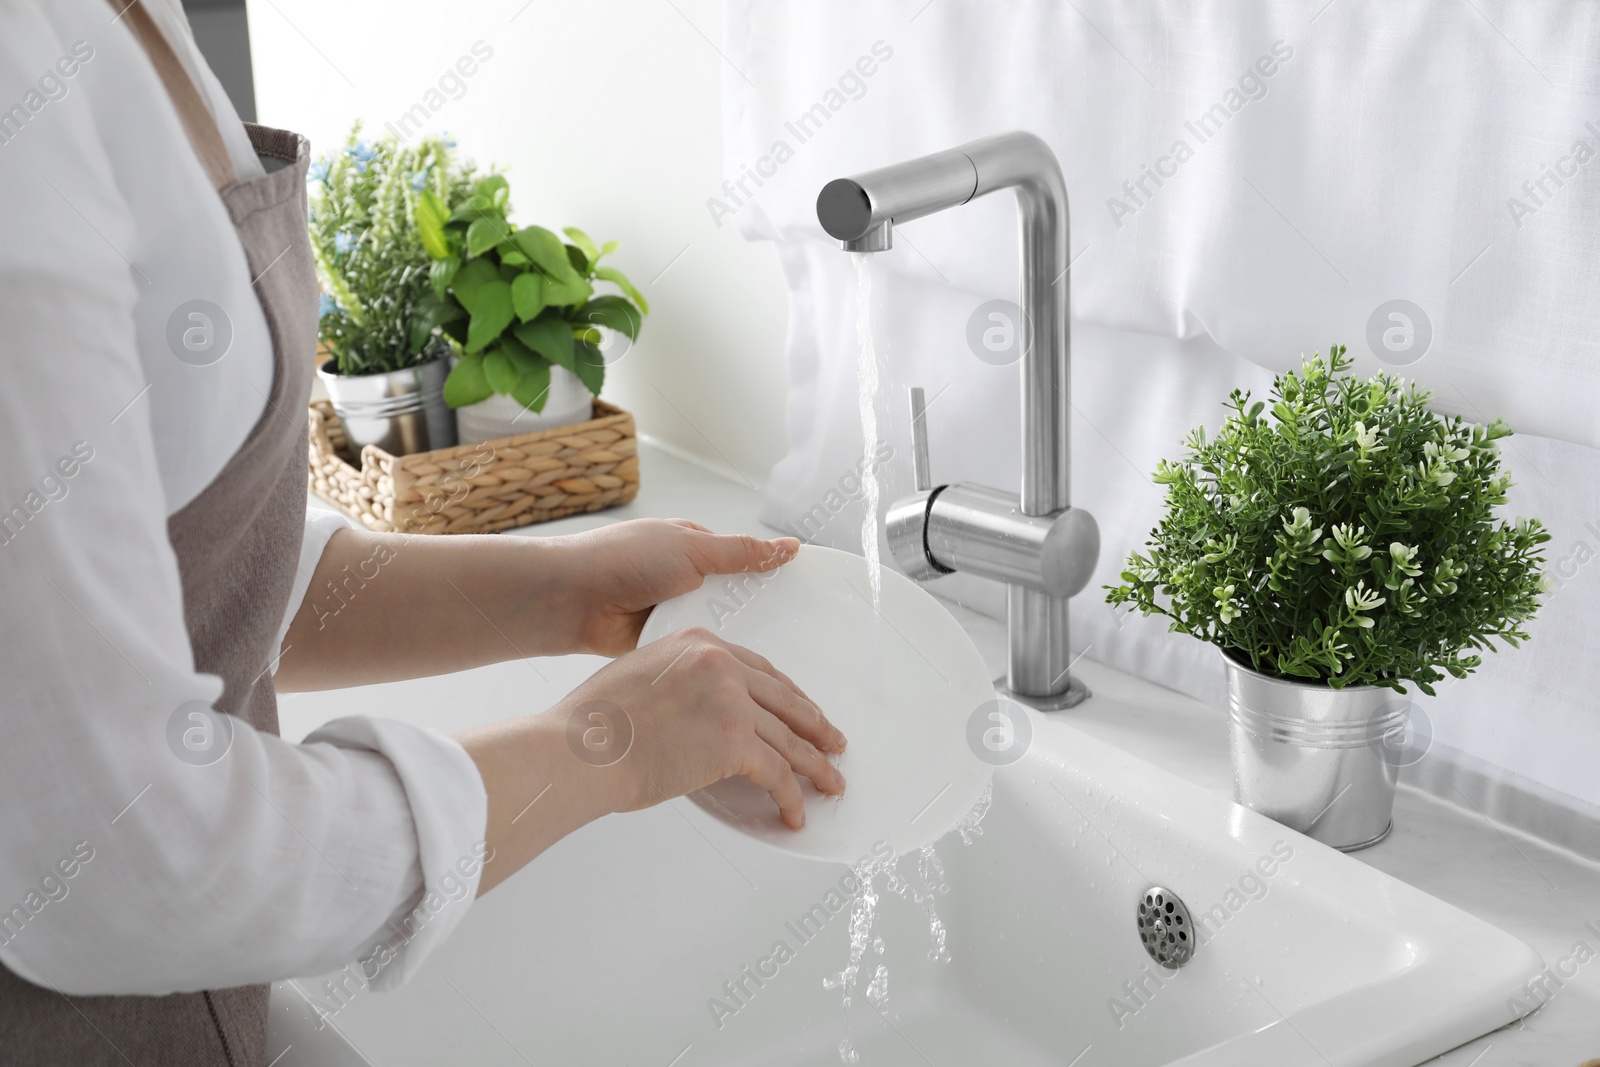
top-left (551, 518), bottom-right (799, 657)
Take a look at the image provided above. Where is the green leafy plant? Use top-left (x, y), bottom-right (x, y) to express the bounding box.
top-left (308, 125), bottom-right (476, 376)
top-left (1106, 346), bottom-right (1549, 694)
top-left (413, 172), bottom-right (649, 412)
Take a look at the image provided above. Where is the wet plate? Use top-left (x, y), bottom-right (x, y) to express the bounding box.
top-left (639, 545), bottom-right (994, 863)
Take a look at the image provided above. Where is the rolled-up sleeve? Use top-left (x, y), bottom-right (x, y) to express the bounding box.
top-left (305, 718), bottom-right (490, 991)
top-left (276, 507), bottom-right (353, 656)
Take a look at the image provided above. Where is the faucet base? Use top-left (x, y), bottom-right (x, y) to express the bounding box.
top-left (994, 673), bottom-right (1091, 712)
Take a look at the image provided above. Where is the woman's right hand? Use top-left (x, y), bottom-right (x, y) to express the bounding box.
top-left (459, 626), bottom-right (848, 896)
top-left (556, 626), bottom-right (848, 828)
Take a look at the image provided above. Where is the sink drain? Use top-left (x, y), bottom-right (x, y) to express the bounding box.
top-left (1137, 887), bottom-right (1195, 968)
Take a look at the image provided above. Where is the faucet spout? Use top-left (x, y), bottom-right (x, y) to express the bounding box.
top-left (818, 132), bottom-right (1070, 513)
top-left (840, 219), bottom-right (893, 253)
top-left (817, 145), bottom-right (977, 246)
top-left (818, 131), bottom-right (1095, 709)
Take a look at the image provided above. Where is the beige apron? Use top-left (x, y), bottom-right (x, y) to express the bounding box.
top-left (0, 3), bottom-right (317, 1063)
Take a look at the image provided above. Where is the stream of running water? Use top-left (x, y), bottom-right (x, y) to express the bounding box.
top-left (823, 779), bottom-right (995, 1062)
top-left (829, 255), bottom-right (999, 1064)
top-left (852, 253), bottom-right (884, 608)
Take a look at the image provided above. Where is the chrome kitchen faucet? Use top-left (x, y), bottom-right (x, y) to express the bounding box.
top-left (816, 131), bottom-right (1100, 709)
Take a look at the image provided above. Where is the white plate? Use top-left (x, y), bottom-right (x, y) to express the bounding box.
top-left (638, 545), bottom-right (995, 864)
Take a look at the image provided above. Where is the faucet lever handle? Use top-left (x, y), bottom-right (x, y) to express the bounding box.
top-left (909, 386), bottom-right (933, 493)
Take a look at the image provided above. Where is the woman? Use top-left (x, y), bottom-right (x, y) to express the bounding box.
top-left (0, 2), bottom-right (845, 1063)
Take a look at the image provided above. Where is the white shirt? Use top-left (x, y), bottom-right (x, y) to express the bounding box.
top-left (0, 0), bottom-right (488, 995)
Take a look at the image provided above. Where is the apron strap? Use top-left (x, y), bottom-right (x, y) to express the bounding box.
top-left (109, 0), bottom-right (239, 191)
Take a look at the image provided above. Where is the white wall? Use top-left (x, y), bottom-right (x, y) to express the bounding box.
top-left (246, 0), bottom-right (791, 483)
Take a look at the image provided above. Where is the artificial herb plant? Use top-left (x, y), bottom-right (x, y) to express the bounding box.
top-left (413, 173), bottom-right (648, 412)
top-left (308, 125), bottom-right (476, 376)
top-left (1106, 346), bottom-right (1549, 694)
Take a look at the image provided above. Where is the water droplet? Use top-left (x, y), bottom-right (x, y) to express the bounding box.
top-left (865, 964), bottom-right (890, 1009)
top-left (951, 782), bottom-right (992, 845)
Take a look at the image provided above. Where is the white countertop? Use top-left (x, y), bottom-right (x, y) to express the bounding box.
top-left (292, 440), bottom-right (1600, 1067)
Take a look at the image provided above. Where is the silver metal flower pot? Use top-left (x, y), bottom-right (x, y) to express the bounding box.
top-left (1224, 650), bottom-right (1408, 851)
top-left (317, 357), bottom-right (456, 456)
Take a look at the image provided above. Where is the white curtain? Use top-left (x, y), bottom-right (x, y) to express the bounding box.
top-left (722, 0), bottom-right (1600, 812)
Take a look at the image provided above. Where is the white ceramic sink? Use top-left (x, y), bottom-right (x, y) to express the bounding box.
top-left (271, 661), bottom-right (1541, 1067)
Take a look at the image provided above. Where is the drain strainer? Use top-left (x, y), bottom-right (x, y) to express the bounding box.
top-left (1137, 886), bottom-right (1195, 968)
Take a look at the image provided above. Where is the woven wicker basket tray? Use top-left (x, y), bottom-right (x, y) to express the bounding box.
top-left (308, 398), bottom-right (639, 534)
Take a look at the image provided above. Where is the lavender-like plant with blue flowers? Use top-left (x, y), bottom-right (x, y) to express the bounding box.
top-left (308, 124), bottom-right (476, 376)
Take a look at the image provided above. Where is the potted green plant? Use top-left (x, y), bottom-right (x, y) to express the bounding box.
top-left (1106, 346), bottom-right (1549, 850)
top-left (309, 126), bottom-right (477, 455)
top-left (413, 172), bottom-right (648, 444)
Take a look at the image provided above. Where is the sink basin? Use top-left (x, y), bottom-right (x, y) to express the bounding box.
top-left (272, 671), bottom-right (1541, 1066)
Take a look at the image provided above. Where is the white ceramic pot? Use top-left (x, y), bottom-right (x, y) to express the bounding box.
top-left (454, 364), bottom-right (595, 444)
